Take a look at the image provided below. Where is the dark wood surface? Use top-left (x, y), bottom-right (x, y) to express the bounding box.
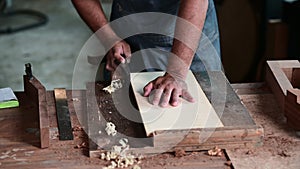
top-left (54, 88), bottom-right (74, 140)
top-left (285, 89), bottom-right (300, 130)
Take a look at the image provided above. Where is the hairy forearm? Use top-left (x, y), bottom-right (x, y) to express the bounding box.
top-left (72, 0), bottom-right (119, 47)
top-left (168, 0), bottom-right (208, 79)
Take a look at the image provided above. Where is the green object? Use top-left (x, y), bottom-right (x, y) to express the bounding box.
top-left (0, 87), bottom-right (19, 109)
top-left (0, 100), bottom-right (19, 109)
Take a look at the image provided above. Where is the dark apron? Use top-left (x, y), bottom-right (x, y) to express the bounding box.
top-left (108, 0), bottom-right (221, 73)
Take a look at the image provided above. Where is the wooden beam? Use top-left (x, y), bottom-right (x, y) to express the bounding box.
top-left (54, 88), bottom-right (74, 140)
top-left (285, 89), bottom-right (300, 130)
top-left (23, 75), bottom-right (49, 148)
top-left (292, 68), bottom-right (300, 88)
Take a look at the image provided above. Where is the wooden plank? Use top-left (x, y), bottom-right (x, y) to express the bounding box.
top-left (23, 75), bottom-right (49, 148)
top-left (130, 71), bottom-right (223, 136)
top-left (285, 89), bottom-right (300, 130)
top-left (54, 88), bottom-right (73, 140)
top-left (292, 68), bottom-right (300, 88)
top-left (265, 60), bottom-right (300, 111)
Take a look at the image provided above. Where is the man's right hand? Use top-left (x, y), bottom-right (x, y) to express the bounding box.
top-left (106, 40), bottom-right (131, 71)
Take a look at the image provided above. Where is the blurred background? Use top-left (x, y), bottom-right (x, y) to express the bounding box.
top-left (0, 0), bottom-right (299, 91)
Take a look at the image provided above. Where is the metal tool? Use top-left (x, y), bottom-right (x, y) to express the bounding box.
top-left (112, 55), bottom-right (131, 87)
top-left (25, 63), bottom-right (33, 79)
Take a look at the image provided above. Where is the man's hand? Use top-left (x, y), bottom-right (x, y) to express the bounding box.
top-left (106, 40), bottom-right (131, 71)
top-left (143, 73), bottom-right (195, 107)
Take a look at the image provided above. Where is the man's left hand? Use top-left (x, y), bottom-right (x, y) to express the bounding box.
top-left (143, 73), bottom-right (195, 107)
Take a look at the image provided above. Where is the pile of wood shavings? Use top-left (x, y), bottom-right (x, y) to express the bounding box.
top-left (207, 146), bottom-right (223, 156)
top-left (100, 138), bottom-right (142, 169)
top-left (103, 79), bottom-right (123, 94)
top-left (105, 122), bottom-right (117, 136)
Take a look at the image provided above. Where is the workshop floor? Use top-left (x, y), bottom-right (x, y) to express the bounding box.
top-left (0, 0), bottom-right (111, 91)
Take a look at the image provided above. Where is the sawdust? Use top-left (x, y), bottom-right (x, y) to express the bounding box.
top-left (207, 146), bottom-right (223, 156)
top-left (74, 142), bottom-right (87, 149)
top-left (228, 93), bottom-right (300, 168)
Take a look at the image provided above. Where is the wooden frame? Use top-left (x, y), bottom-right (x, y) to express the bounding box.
top-left (266, 60), bottom-right (300, 130)
top-left (265, 60), bottom-right (300, 111)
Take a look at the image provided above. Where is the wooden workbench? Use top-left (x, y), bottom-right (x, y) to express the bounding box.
top-left (0, 83), bottom-right (299, 169)
top-left (0, 89), bottom-right (232, 169)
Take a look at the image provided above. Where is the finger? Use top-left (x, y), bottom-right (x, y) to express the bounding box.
top-left (114, 51), bottom-right (126, 64)
top-left (170, 89), bottom-right (181, 107)
top-left (181, 90), bottom-right (195, 103)
top-left (160, 89), bottom-right (172, 107)
top-left (106, 53), bottom-right (116, 71)
top-left (143, 82), bottom-right (153, 97)
top-left (122, 43), bottom-right (131, 61)
top-left (150, 89), bottom-right (163, 106)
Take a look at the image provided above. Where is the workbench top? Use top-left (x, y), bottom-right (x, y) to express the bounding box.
top-left (0, 83), bottom-right (299, 169)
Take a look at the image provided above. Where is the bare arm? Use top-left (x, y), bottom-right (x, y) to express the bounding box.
top-left (72, 0), bottom-right (131, 70)
top-left (169, 0), bottom-right (208, 79)
top-left (144, 0), bottom-right (208, 107)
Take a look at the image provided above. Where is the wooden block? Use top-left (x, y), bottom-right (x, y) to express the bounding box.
top-left (265, 60), bottom-right (300, 111)
top-left (292, 68), bottom-right (300, 88)
top-left (23, 75), bottom-right (49, 148)
top-left (130, 71), bottom-right (224, 136)
top-left (54, 88), bottom-right (74, 140)
top-left (285, 89), bottom-right (300, 130)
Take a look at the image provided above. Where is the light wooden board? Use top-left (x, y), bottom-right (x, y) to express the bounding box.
top-left (130, 71), bottom-right (224, 136)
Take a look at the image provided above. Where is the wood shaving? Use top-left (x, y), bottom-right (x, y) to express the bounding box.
top-left (245, 150), bottom-right (254, 155)
top-left (132, 165), bottom-right (141, 169)
top-left (24, 151), bottom-right (34, 156)
top-left (207, 146), bottom-right (223, 156)
top-left (0, 154), bottom-right (10, 159)
top-left (72, 125), bottom-right (83, 131)
top-left (101, 139), bottom-right (143, 169)
top-left (105, 122), bottom-right (117, 136)
top-left (71, 98), bottom-right (79, 102)
top-left (2, 150), bottom-right (11, 155)
top-left (12, 148), bottom-right (25, 152)
top-left (74, 142), bottom-right (87, 149)
top-left (103, 79), bottom-right (122, 94)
